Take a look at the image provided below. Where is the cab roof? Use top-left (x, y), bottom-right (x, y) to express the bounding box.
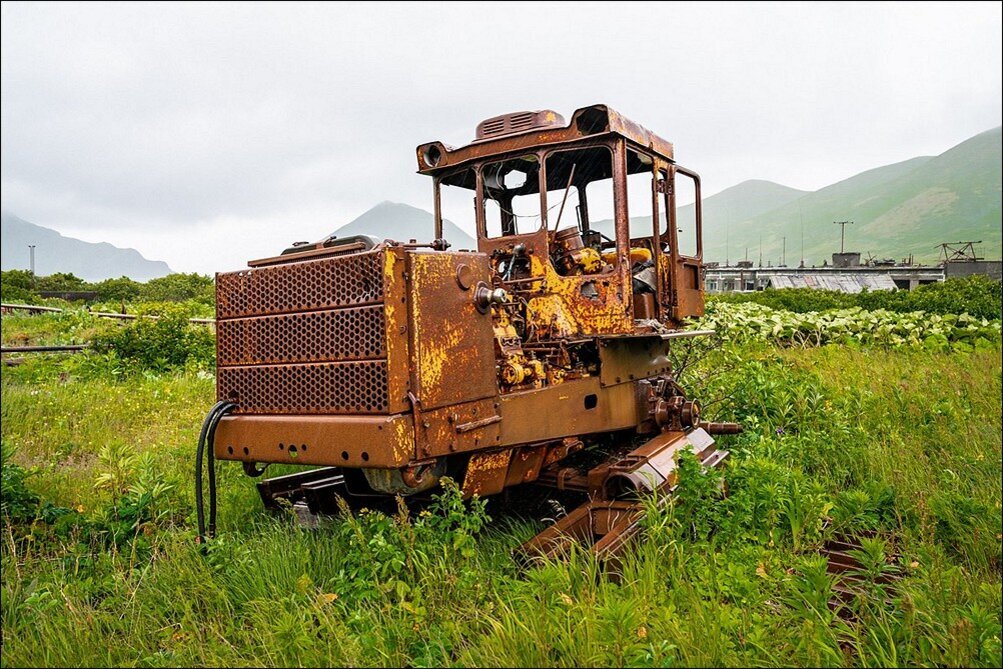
top-left (415, 104), bottom-right (675, 175)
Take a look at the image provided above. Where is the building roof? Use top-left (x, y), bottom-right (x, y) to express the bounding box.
top-left (767, 273), bottom-right (897, 293)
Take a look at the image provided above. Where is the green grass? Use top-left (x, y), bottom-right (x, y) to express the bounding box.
top-left (1, 333), bottom-right (1001, 666)
top-left (1, 309), bottom-right (119, 348)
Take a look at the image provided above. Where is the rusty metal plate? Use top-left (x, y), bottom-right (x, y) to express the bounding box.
top-left (462, 449), bottom-right (513, 498)
top-left (504, 445), bottom-right (547, 487)
top-left (498, 376), bottom-right (640, 447)
top-left (409, 251), bottom-right (497, 410)
top-left (213, 413), bottom-right (414, 468)
top-left (598, 336), bottom-right (673, 387)
top-left (420, 397), bottom-right (502, 459)
top-left (216, 249), bottom-right (408, 415)
top-left (516, 500), bottom-right (643, 564)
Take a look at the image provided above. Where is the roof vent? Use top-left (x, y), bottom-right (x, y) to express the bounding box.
top-left (475, 109), bottom-right (565, 140)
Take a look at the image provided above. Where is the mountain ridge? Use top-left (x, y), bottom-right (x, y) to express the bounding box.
top-left (1, 213), bottom-right (173, 281)
top-left (710, 126), bottom-right (1001, 265)
top-left (330, 201), bottom-right (477, 250)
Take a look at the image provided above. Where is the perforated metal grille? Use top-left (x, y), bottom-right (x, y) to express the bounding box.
top-left (217, 250), bottom-right (384, 319)
top-left (217, 306), bottom-right (385, 366)
top-left (216, 250), bottom-right (392, 414)
top-left (218, 361), bottom-right (389, 414)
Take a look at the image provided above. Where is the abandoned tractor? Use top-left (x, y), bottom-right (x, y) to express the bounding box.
top-left (196, 105), bottom-right (740, 559)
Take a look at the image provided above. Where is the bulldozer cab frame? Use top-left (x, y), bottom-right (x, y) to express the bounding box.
top-left (418, 104), bottom-right (705, 326)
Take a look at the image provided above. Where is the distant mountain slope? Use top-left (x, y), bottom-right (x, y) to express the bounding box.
top-left (1, 213), bottom-right (172, 281)
top-left (591, 179), bottom-right (808, 241)
top-left (330, 201), bottom-right (477, 250)
top-left (709, 128), bottom-right (1001, 265)
top-left (692, 179), bottom-right (810, 223)
top-left (679, 179), bottom-right (809, 255)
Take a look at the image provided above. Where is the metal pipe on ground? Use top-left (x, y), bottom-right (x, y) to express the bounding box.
top-left (1, 345), bottom-right (89, 353)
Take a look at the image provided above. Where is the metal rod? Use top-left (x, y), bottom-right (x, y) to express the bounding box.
top-left (834, 220), bottom-right (854, 253)
top-left (1, 345), bottom-right (88, 353)
top-left (0, 304), bottom-right (213, 325)
top-left (1, 303), bottom-right (64, 313)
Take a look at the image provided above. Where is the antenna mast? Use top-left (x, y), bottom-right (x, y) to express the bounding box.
top-left (833, 220), bottom-right (854, 253)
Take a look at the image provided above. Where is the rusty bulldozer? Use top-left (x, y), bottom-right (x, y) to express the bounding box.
top-left (195, 105), bottom-right (741, 560)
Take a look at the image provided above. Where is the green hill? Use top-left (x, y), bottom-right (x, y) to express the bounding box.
top-left (709, 128), bottom-right (1001, 265)
top-left (592, 179), bottom-right (807, 242)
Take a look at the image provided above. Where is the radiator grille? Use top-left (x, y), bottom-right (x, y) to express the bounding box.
top-left (217, 251), bottom-right (384, 319)
top-left (218, 361), bottom-right (389, 414)
top-left (216, 250), bottom-right (392, 414)
top-left (217, 306), bottom-right (385, 366)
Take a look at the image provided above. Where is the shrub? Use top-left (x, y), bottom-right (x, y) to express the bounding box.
top-left (34, 272), bottom-right (88, 293)
top-left (0, 442), bottom-right (39, 525)
top-left (92, 276), bottom-right (142, 302)
top-left (90, 304), bottom-right (215, 373)
top-left (902, 275), bottom-right (1002, 320)
top-left (695, 302), bottom-right (1001, 349)
top-left (329, 477), bottom-right (489, 606)
top-left (139, 273), bottom-right (214, 305)
top-left (709, 275), bottom-right (1002, 321)
top-left (0, 269), bottom-right (39, 303)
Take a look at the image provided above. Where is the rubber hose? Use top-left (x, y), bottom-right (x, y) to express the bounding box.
top-left (195, 400), bottom-right (235, 545)
top-left (205, 401), bottom-right (235, 537)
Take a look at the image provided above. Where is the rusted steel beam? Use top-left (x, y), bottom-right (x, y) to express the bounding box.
top-left (255, 467), bottom-right (342, 510)
top-left (1, 344), bottom-right (89, 353)
top-left (1, 303), bottom-right (64, 313)
top-left (819, 533), bottom-right (903, 615)
top-left (0, 303), bottom-right (213, 324)
top-left (699, 421), bottom-right (743, 435)
top-left (88, 311), bottom-right (215, 325)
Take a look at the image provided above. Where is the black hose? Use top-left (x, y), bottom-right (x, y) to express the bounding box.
top-left (195, 400), bottom-right (236, 545)
top-left (206, 402), bottom-right (235, 536)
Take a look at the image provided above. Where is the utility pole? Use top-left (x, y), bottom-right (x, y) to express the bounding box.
top-left (758, 234), bottom-right (762, 267)
top-left (833, 220), bottom-right (853, 253)
top-left (28, 245), bottom-right (36, 277)
top-left (798, 198), bottom-right (805, 267)
top-left (725, 222), bottom-right (730, 267)
top-left (782, 236), bottom-right (786, 266)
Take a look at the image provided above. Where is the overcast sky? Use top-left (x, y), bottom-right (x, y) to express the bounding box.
top-left (2, 1), bottom-right (1001, 274)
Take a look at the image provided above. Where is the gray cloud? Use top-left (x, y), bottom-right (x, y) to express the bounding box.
top-left (2, 1), bottom-right (1000, 273)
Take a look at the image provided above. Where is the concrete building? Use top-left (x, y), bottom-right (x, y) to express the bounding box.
top-left (704, 264), bottom-right (945, 293)
top-left (943, 260), bottom-right (1002, 281)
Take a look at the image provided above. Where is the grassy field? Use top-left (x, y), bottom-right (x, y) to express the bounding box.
top-left (1, 308), bottom-right (1001, 667)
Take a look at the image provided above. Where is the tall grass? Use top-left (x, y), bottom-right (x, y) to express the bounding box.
top-left (1, 339), bottom-right (1000, 666)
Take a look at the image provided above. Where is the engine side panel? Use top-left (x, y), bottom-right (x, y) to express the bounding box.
top-left (407, 251), bottom-right (498, 411)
